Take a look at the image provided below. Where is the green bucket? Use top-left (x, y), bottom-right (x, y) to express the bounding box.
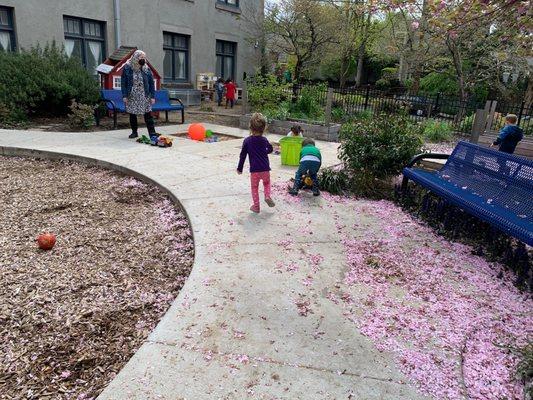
top-left (279, 136), bottom-right (304, 166)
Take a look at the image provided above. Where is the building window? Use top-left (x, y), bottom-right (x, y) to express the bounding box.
top-left (163, 32), bottom-right (189, 82)
top-left (217, 0), bottom-right (239, 6)
top-left (0, 6), bottom-right (16, 52)
top-left (63, 16), bottom-right (106, 74)
top-left (216, 40), bottom-right (236, 80)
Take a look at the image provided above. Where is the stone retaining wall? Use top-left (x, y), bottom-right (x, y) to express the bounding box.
top-left (239, 115), bottom-right (341, 142)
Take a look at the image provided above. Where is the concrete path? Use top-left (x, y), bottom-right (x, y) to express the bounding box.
top-left (0, 125), bottom-right (427, 400)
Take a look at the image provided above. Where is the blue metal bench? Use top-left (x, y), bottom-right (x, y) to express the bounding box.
top-left (401, 141), bottom-right (533, 245)
top-left (96, 89), bottom-right (185, 129)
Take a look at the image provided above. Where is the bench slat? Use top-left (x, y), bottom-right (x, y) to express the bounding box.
top-left (98, 89), bottom-right (185, 128)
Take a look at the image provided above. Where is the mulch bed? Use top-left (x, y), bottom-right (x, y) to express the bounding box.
top-left (0, 156), bottom-right (194, 399)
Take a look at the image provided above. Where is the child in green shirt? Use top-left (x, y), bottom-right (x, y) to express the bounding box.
top-left (289, 138), bottom-right (321, 196)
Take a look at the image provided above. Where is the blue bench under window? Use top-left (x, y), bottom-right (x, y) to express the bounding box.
top-left (96, 89), bottom-right (185, 129)
top-left (401, 141), bottom-right (532, 245)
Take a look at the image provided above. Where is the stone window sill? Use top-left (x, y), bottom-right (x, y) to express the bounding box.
top-left (215, 3), bottom-right (241, 15)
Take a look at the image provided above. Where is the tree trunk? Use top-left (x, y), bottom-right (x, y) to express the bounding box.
top-left (292, 58), bottom-right (303, 102)
top-left (259, 36), bottom-right (268, 75)
top-left (339, 55), bottom-right (349, 89)
top-left (411, 65), bottom-right (421, 94)
top-left (355, 45), bottom-right (364, 87)
top-left (445, 35), bottom-right (469, 124)
top-left (398, 54), bottom-right (406, 82)
top-left (294, 58), bottom-right (303, 83)
top-left (355, 11), bottom-right (371, 87)
top-left (411, 0), bottom-right (429, 94)
top-left (524, 77), bottom-right (533, 110)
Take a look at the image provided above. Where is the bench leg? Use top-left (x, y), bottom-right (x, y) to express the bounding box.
top-left (181, 109), bottom-right (184, 124)
top-left (401, 176), bottom-right (409, 192)
top-left (165, 111), bottom-right (169, 122)
top-left (113, 111), bottom-right (118, 130)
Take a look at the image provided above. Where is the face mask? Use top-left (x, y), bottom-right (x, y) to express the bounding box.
top-left (138, 59), bottom-right (146, 66)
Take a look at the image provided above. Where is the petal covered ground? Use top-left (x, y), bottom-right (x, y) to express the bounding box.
top-left (272, 184), bottom-right (532, 400)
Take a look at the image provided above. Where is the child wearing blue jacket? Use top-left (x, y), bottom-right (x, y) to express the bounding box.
top-left (491, 114), bottom-right (524, 154)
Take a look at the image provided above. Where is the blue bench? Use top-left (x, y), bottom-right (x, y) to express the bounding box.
top-left (96, 89), bottom-right (185, 129)
top-left (401, 141), bottom-right (533, 245)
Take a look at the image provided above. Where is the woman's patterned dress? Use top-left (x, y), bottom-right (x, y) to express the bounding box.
top-left (126, 69), bottom-right (152, 115)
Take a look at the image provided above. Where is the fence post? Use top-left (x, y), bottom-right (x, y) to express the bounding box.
top-left (435, 92), bottom-right (441, 113)
top-left (470, 109), bottom-right (487, 143)
top-left (517, 100), bottom-right (525, 126)
top-left (485, 100), bottom-right (497, 133)
top-left (363, 85), bottom-right (370, 110)
top-left (241, 80), bottom-right (248, 116)
top-left (325, 87), bottom-right (334, 127)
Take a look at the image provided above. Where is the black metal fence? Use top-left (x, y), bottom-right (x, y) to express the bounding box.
top-left (489, 100), bottom-right (533, 135)
top-left (284, 83), bottom-right (532, 136)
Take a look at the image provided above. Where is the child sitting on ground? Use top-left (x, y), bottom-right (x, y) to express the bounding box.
top-left (491, 114), bottom-right (524, 154)
top-left (287, 125), bottom-right (303, 137)
top-left (237, 113), bottom-right (275, 213)
top-left (289, 138), bottom-right (321, 197)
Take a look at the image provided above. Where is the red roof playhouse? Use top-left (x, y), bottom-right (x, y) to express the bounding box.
top-left (96, 46), bottom-right (161, 91)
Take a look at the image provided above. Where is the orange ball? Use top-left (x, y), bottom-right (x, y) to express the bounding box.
top-left (37, 233), bottom-right (56, 250)
top-left (188, 123), bottom-right (206, 141)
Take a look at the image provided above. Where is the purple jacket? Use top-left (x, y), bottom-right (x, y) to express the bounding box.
top-left (237, 135), bottom-right (273, 173)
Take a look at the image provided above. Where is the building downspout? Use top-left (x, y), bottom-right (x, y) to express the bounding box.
top-left (113, 0), bottom-right (121, 48)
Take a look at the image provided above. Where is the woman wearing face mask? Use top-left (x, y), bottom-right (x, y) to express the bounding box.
top-left (121, 50), bottom-right (156, 139)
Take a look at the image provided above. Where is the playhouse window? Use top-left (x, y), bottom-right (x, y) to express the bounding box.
top-left (0, 6), bottom-right (16, 52)
top-left (163, 32), bottom-right (189, 82)
top-left (216, 40), bottom-right (236, 81)
top-left (113, 76), bottom-right (121, 89)
top-left (64, 16), bottom-right (106, 75)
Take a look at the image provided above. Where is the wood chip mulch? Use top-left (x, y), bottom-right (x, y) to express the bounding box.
top-left (0, 156), bottom-right (194, 399)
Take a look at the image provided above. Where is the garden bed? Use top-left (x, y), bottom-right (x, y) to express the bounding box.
top-left (171, 131), bottom-right (240, 142)
top-left (239, 114), bottom-right (341, 142)
top-left (0, 156), bottom-right (194, 399)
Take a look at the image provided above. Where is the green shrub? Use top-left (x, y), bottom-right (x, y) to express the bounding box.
top-left (67, 100), bottom-right (95, 130)
top-left (422, 119), bottom-right (454, 142)
top-left (247, 74), bottom-right (290, 111)
top-left (0, 102), bottom-right (27, 128)
top-left (318, 167), bottom-right (349, 195)
top-left (420, 71), bottom-right (459, 96)
top-left (331, 107), bottom-right (346, 122)
top-left (459, 113), bottom-right (475, 133)
top-left (354, 109), bottom-right (374, 120)
top-left (375, 78), bottom-right (392, 90)
top-left (263, 101), bottom-right (290, 122)
top-left (381, 67), bottom-right (398, 81)
top-left (522, 123), bottom-right (533, 136)
top-left (290, 84), bottom-right (326, 121)
top-left (0, 42), bottom-right (99, 122)
top-left (338, 114), bottom-right (423, 197)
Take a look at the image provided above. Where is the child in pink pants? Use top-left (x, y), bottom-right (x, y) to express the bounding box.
top-left (237, 113), bottom-right (275, 213)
